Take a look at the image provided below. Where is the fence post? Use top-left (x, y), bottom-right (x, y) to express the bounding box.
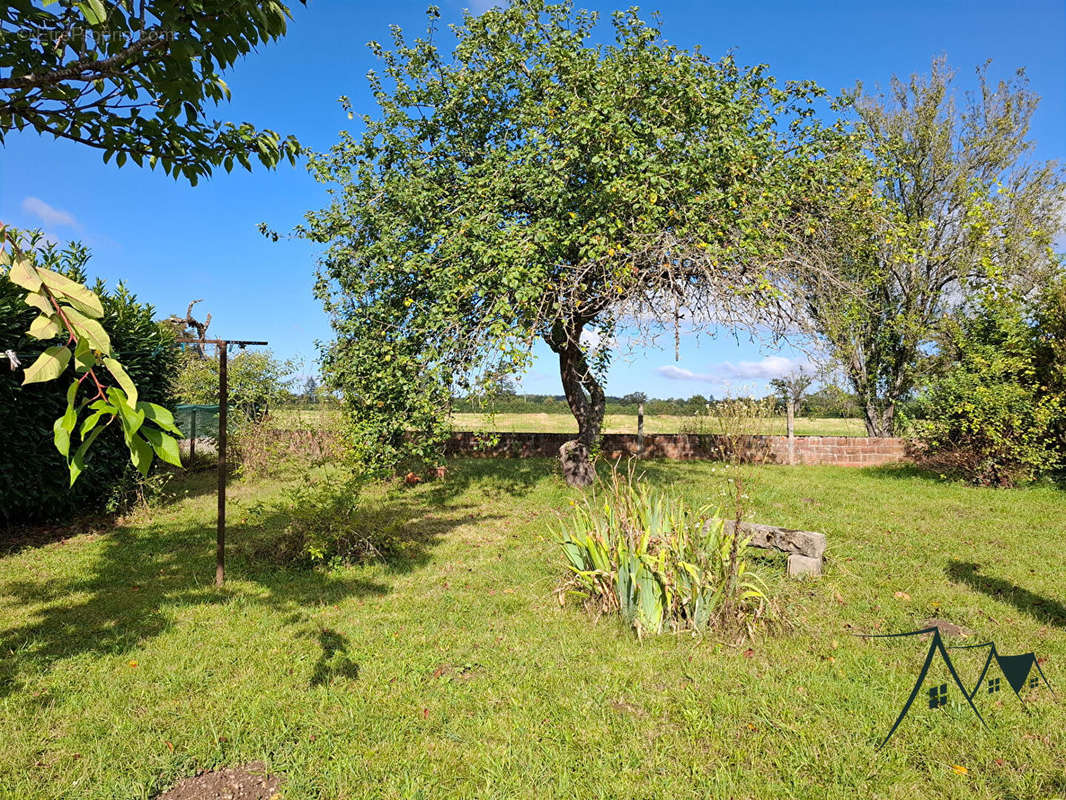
top-left (637, 402), bottom-right (644, 458)
top-left (786, 398), bottom-right (795, 465)
top-left (189, 408), bottom-right (196, 462)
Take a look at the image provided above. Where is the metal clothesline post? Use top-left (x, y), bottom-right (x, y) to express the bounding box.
top-left (176, 338), bottom-right (268, 586)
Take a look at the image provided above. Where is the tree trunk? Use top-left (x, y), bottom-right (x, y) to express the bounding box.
top-left (862, 399), bottom-right (895, 438)
top-left (546, 322), bottom-right (605, 487)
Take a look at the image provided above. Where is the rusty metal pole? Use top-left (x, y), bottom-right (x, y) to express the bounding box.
top-left (173, 337), bottom-right (266, 587)
top-left (216, 341), bottom-right (228, 586)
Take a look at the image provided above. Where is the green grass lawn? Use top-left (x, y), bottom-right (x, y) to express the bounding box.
top-left (1, 459), bottom-right (1063, 798)
top-left (271, 408), bottom-right (868, 437)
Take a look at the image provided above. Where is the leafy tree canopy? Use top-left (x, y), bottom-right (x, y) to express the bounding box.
top-left (1, 0), bottom-right (303, 183)
top-left (293, 0), bottom-right (831, 480)
top-left (174, 347), bottom-right (298, 414)
top-left (783, 58), bottom-right (1065, 435)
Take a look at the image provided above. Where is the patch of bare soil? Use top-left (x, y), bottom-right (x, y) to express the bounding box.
top-left (157, 762), bottom-right (281, 800)
top-left (920, 618), bottom-right (974, 638)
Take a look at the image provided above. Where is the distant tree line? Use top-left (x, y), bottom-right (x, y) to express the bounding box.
top-left (452, 385), bottom-right (860, 418)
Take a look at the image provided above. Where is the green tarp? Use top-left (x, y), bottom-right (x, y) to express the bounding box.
top-left (174, 404), bottom-right (219, 439)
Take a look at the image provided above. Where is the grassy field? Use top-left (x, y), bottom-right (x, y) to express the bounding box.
top-left (1, 459), bottom-right (1063, 798)
top-left (451, 412), bottom-right (867, 436)
top-left (271, 408), bottom-right (868, 437)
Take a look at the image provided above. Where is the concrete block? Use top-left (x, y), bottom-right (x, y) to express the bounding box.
top-left (787, 554), bottom-right (823, 578)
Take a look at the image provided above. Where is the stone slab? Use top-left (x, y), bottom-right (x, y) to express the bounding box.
top-left (721, 520), bottom-right (827, 560)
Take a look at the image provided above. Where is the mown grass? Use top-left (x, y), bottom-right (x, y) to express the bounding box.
top-left (1, 459), bottom-right (1063, 798)
top-left (269, 408), bottom-right (868, 437)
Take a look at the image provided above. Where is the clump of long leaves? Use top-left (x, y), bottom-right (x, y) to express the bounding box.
top-left (557, 471), bottom-right (771, 638)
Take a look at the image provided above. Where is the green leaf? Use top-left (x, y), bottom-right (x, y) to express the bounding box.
top-left (22, 346), bottom-right (71, 385)
top-left (73, 338), bottom-right (95, 373)
top-left (28, 314), bottom-right (62, 339)
top-left (128, 433), bottom-right (154, 476)
top-left (69, 425), bottom-right (104, 486)
top-left (22, 290), bottom-right (54, 315)
top-left (109, 387), bottom-right (145, 438)
top-left (62, 305), bottom-right (112, 354)
top-left (53, 417), bottom-right (71, 458)
top-left (141, 427), bottom-right (182, 467)
top-left (77, 0), bottom-right (106, 26)
top-left (8, 259), bottom-right (42, 291)
top-left (104, 358), bottom-right (138, 406)
top-left (79, 405), bottom-right (111, 438)
top-left (36, 269), bottom-right (104, 318)
top-left (138, 402), bottom-right (183, 436)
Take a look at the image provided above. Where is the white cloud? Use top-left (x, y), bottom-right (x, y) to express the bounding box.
top-left (21, 196), bottom-right (79, 229)
top-left (716, 355), bottom-right (808, 380)
top-left (657, 365), bottom-right (715, 382)
top-left (657, 356), bottom-right (810, 383)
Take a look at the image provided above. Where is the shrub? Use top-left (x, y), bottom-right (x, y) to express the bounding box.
top-left (0, 240), bottom-right (178, 525)
top-left (254, 470), bottom-right (414, 567)
top-left (905, 292), bottom-right (1061, 486)
top-left (557, 472), bottom-right (770, 638)
top-left (229, 413), bottom-right (343, 480)
top-left (173, 348), bottom-right (298, 417)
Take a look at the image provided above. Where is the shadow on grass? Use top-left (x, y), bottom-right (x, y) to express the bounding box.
top-left (947, 560), bottom-right (1066, 628)
top-left (0, 470), bottom-right (501, 697)
top-left (429, 457), bottom-right (554, 502)
top-left (303, 626), bottom-right (360, 687)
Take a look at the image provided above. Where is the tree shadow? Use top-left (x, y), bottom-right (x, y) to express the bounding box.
top-left (303, 626), bottom-right (360, 687)
top-left (946, 560), bottom-right (1066, 628)
top-left (864, 463), bottom-right (962, 483)
top-left (420, 456), bottom-right (553, 504)
top-left (0, 474), bottom-right (498, 698)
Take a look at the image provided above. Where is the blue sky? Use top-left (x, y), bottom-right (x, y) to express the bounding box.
top-left (2, 0), bottom-right (1063, 398)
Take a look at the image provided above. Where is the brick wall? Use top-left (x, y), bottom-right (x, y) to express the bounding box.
top-left (445, 431), bottom-right (909, 467)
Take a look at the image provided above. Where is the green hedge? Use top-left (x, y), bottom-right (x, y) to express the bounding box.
top-left (0, 244), bottom-right (178, 526)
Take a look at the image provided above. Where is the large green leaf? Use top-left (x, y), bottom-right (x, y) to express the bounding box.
top-left (103, 357), bottom-right (138, 406)
top-left (73, 338), bottom-right (94, 373)
top-left (109, 387), bottom-right (145, 438)
top-left (37, 268), bottom-right (105, 318)
top-left (137, 402), bottom-right (184, 437)
top-left (128, 433), bottom-right (154, 476)
top-left (22, 346), bottom-right (71, 385)
top-left (28, 314), bottom-right (61, 339)
top-left (53, 417), bottom-right (71, 458)
top-left (22, 290), bottom-right (54, 315)
top-left (63, 305), bottom-right (112, 354)
top-left (68, 426), bottom-right (104, 486)
top-left (7, 259), bottom-right (42, 291)
top-left (141, 427), bottom-right (182, 467)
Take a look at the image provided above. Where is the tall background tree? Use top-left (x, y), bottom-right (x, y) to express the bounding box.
top-left (294, 0), bottom-right (828, 484)
top-left (784, 59), bottom-right (1064, 436)
top-left (1, 0), bottom-right (302, 183)
top-left (770, 367), bottom-right (812, 440)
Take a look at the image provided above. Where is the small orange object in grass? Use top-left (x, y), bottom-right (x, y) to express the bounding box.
top-left (404, 472), bottom-right (422, 485)
top-left (951, 765), bottom-right (968, 775)
top-left (128, 660), bottom-right (138, 668)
